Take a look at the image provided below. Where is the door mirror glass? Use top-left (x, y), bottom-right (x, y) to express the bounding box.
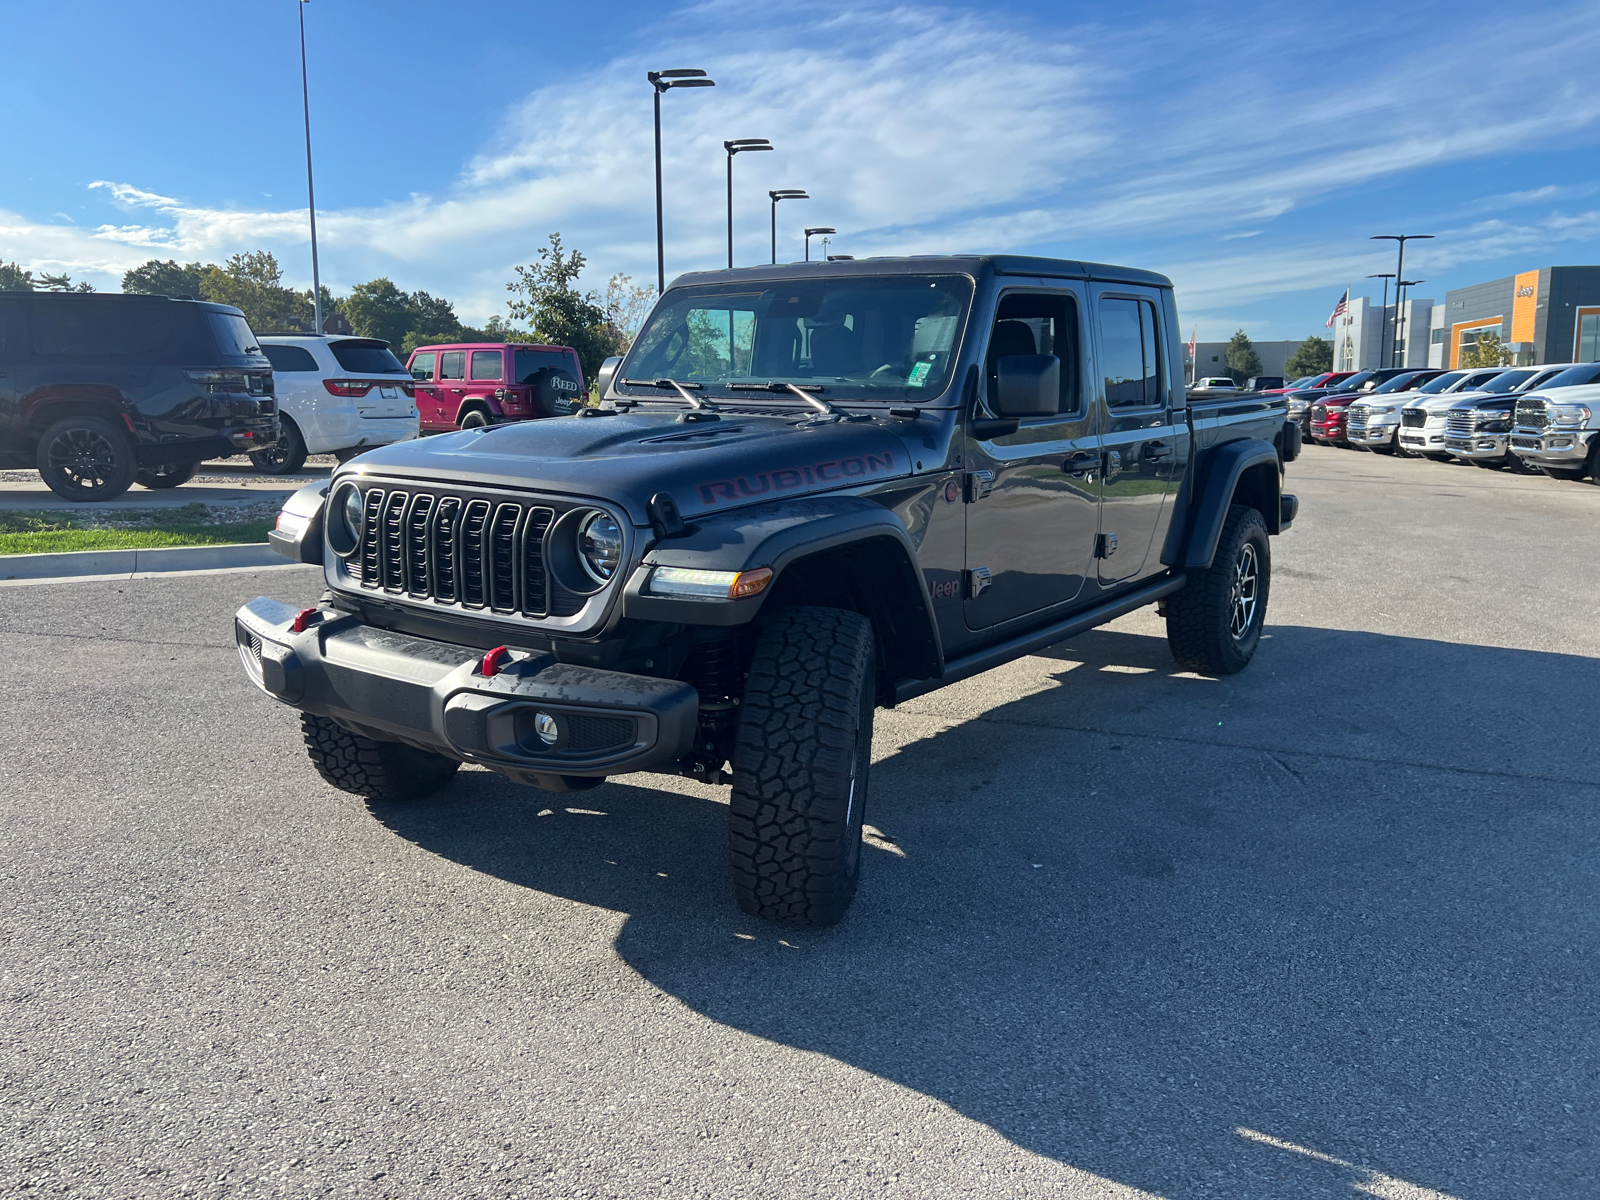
top-left (993, 354), bottom-right (1060, 417)
top-left (595, 355), bottom-right (623, 398)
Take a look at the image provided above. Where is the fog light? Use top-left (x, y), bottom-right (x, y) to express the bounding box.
top-left (534, 712), bottom-right (560, 744)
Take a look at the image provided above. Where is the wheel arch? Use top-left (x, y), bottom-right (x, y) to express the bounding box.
top-left (1175, 437), bottom-right (1282, 569)
top-left (25, 392), bottom-right (131, 444)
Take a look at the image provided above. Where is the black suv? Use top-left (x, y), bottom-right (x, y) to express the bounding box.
top-left (0, 293), bottom-right (279, 501)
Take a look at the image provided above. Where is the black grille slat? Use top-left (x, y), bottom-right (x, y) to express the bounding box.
top-left (460, 500), bottom-right (491, 608)
top-left (431, 497), bottom-right (461, 603)
top-left (405, 494), bottom-right (434, 596)
top-left (359, 489), bottom-right (384, 585)
top-left (489, 504), bottom-right (523, 613)
top-left (380, 493), bottom-right (407, 591)
top-left (521, 507), bottom-right (554, 618)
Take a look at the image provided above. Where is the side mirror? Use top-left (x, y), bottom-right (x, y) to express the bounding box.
top-left (595, 355), bottom-right (623, 399)
top-left (993, 354), bottom-right (1060, 418)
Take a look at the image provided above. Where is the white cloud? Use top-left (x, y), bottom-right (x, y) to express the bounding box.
top-left (3, 1), bottom-right (1598, 323)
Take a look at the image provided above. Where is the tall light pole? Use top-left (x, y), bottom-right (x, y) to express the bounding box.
top-left (1396, 279), bottom-right (1424, 367)
top-left (804, 227), bottom-right (835, 262)
top-left (1371, 234), bottom-right (1433, 367)
top-left (1367, 273), bottom-right (1394, 369)
top-left (723, 139), bottom-right (772, 269)
top-left (769, 190), bottom-right (806, 263)
top-left (298, 0), bottom-right (322, 335)
top-left (649, 69), bottom-right (715, 293)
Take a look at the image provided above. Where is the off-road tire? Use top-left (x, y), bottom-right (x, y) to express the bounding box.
top-left (458, 408), bottom-right (491, 430)
top-left (249, 418), bottom-right (308, 475)
top-left (1166, 504), bottom-right (1270, 676)
top-left (727, 606), bottom-right (875, 926)
top-left (300, 712), bottom-right (460, 801)
top-left (136, 461), bottom-right (199, 489)
top-left (35, 415), bottom-right (137, 502)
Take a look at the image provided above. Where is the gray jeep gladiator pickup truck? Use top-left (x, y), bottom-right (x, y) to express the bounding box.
top-left (237, 255), bottom-right (1299, 925)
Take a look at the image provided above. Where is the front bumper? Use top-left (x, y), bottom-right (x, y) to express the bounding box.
top-left (1446, 433), bottom-right (1511, 459)
top-left (1347, 422), bottom-right (1398, 445)
top-left (1309, 422), bottom-right (1347, 442)
top-left (1509, 430), bottom-right (1593, 464)
top-left (235, 597), bottom-right (698, 786)
top-left (1399, 426), bottom-right (1447, 452)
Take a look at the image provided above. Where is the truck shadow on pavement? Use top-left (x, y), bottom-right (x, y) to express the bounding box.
top-left (369, 625), bottom-right (1600, 1200)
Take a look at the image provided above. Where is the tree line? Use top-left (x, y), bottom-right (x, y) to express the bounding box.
top-left (1202, 330), bottom-right (1333, 384)
top-left (2, 235), bottom-right (656, 381)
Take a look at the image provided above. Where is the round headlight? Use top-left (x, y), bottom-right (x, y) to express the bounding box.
top-left (576, 510), bottom-right (622, 584)
top-left (328, 483), bottom-right (364, 557)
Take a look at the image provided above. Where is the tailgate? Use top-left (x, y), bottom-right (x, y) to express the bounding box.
top-left (358, 381), bottom-right (412, 419)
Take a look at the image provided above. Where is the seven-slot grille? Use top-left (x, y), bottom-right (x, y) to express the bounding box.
top-left (1401, 408), bottom-right (1427, 428)
top-left (346, 486), bottom-right (583, 619)
top-left (1514, 398), bottom-right (1549, 432)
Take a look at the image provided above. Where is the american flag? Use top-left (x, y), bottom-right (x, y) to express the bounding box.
top-left (1325, 289), bottom-right (1349, 328)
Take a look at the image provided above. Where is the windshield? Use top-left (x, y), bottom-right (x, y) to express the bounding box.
top-left (1475, 369), bottom-right (1535, 393)
top-left (1540, 363), bottom-right (1600, 388)
top-left (1417, 371), bottom-right (1467, 393)
top-left (1335, 370), bottom-right (1376, 391)
top-left (620, 275), bottom-right (974, 403)
top-left (1372, 372), bottom-right (1429, 393)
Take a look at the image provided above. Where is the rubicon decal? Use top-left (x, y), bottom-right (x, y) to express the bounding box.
top-left (697, 453), bottom-right (896, 505)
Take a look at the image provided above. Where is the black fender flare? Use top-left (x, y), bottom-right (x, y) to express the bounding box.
top-left (622, 494), bottom-right (943, 680)
top-left (1177, 437), bottom-right (1282, 569)
top-left (267, 479), bottom-right (328, 565)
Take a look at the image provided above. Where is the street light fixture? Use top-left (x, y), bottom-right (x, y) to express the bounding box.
top-left (723, 139), bottom-right (773, 269)
top-left (649, 69), bottom-right (716, 293)
top-left (804, 227), bottom-right (835, 262)
top-left (769, 190), bottom-right (807, 263)
top-left (1396, 279), bottom-right (1424, 368)
top-left (298, 0), bottom-right (323, 334)
top-left (1367, 273), bottom-right (1395, 369)
top-left (1371, 234), bottom-right (1433, 367)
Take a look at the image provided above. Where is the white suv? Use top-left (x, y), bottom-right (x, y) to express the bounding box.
top-left (251, 336), bottom-right (420, 474)
top-left (1397, 367), bottom-right (1524, 460)
top-left (1509, 362), bottom-right (1600, 480)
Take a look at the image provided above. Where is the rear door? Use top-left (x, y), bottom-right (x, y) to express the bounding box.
top-left (963, 282), bottom-right (1101, 629)
top-left (1089, 285), bottom-right (1183, 587)
top-left (437, 349), bottom-right (467, 426)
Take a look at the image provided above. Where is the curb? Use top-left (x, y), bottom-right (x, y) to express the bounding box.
top-left (1, 542), bottom-right (286, 582)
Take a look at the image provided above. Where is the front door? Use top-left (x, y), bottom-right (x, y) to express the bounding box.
top-left (408, 351), bottom-right (440, 429)
top-left (1089, 286), bottom-right (1183, 587)
top-left (964, 285), bottom-right (1101, 630)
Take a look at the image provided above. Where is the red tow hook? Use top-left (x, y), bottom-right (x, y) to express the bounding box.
top-left (479, 646), bottom-right (511, 677)
top-left (291, 608), bottom-right (321, 634)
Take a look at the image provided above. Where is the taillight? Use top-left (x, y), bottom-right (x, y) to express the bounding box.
top-left (400, 381), bottom-right (416, 397)
top-left (323, 379), bottom-right (373, 397)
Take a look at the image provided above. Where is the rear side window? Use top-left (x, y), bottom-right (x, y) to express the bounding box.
top-left (470, 350), bottom-right (503, 381)
top-left (0, 304), bottom-right (20, 355)
top-left (514, 348), bottom-right (578, 384)
top-left (261, 344), bottom-right (319, 372)
top-left (1099, 296), bottom-right (1164, 408)
top-left (1545, 363), bottom-right (1600, 387)
top-left (329, 340), bottom-right (406, 374)
top-left (410, 352), bottom-right (435, 381)
top-left (33, 300), bottom-right (178, 358)
top-left (440, 350), bottom-right (465, 380)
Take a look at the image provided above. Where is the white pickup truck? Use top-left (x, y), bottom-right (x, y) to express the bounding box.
top-left (1397, 368), bottom-right (1529, 460)
top-left (1508, 362), bottom-right (1600, 480)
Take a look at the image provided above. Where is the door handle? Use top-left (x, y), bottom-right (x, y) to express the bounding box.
top-left (1063, 451), bottom-right (1098, 476)
top-left (1143, 440), bottom-right (1173, 461)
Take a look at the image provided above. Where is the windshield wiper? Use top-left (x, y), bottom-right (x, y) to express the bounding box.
top-left (728, 381), bottom-right (840, 418)
top-left (620, 378), bottom-right (720, 412)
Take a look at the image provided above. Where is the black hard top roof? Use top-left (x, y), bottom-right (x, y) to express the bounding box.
top-left (670, 254), bottom-right (1172, 290)
top-left (0, 291), bottom-right (246, 317)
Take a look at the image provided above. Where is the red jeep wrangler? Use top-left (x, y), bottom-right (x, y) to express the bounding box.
top-left (405, 342), bottom-right (584, 432)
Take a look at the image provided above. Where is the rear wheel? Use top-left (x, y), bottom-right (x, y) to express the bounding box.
top-left (249, 418), bottom-right (308, 475)
top-left (458, 408), bottom-right (491, 430)
top-left (35, 415), bottom-right (137, 502)
top-left (300, 712), bottom-right (460, 801)
top-left (1166, 504), bottom-right (1270, 676)
top-left (136, 461), bottom-right (198, 489)
top-left (727, 606), bottom-right (875, 926)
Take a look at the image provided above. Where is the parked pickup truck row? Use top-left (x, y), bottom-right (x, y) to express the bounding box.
top-left (239, 254), bottom-right (1302, 927)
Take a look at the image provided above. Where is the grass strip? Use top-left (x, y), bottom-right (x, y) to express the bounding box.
top-left (0, 522), bottom-right (271, 555)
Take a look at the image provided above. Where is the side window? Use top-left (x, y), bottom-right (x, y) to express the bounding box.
top-left (410, 351), bottom-right (435, 382)
top-left (439, 350), bottom-right (465, 380)
top-left (986, 292), bottom-right (1081, 414)
top-left (1099, 296), bottom-right (1163, 408)
top-left (470, 350), bottom-right (503, 381)
top-left (261, 344), bottom-right (319, 372)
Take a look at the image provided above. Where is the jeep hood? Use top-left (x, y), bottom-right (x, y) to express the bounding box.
top-left (339, 410), bottom-right (918, 524)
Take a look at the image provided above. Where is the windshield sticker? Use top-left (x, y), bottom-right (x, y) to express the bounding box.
top-left (907, 362), bottom-right (932, 388)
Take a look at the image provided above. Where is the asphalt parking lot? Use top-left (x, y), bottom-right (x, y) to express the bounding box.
top-left (3, 448), bottom-right (1597, 1199)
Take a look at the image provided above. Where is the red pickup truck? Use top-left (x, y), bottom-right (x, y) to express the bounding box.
top-left (405, 342), bottom-right (584, 432)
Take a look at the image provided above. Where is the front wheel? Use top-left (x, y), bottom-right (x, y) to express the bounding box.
top-left (249, 419), bottom-right (308, 475)
top-left (1166, 504), bottom-right (1270, 676)
top-left (35, 415), bottom-right (137, 502)
top-left (727, 606), bottom-right (875, 926)
top-left (136, 461), bottom-right (199, 489)
top-left (300, 712), bottom-right (460, 801)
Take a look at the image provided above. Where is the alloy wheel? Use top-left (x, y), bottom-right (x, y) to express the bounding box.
top-left (1229, 542), bottom-right (1259, 640)
top-left (46, 428), bottom-right (120, 491)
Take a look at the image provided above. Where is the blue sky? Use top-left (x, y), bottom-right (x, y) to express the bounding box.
top-left (2, 0), bottom-right (1597, 340)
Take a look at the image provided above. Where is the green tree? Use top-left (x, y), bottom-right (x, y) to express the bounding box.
top-left (122, 259), bottom-right (206, 299)
top-left (197, 252), bottom-right (312, 332)
top-left (1284, 335), bottom-right (1333, 379)
top-left (603, 272), bottom-right (656, 353)
top-left (344, 278), bottom-right (419, 350)
top-left (0, 262), bottom-right (35, 291)
top-left (37, 272), bottom-right (94, 293)
top-left (1460, 330), bottom-right (1512, 368)
top-left (1225, 329), bottom-right (1263, 384)
top-left (505, 233), bottom-right (622, 379)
